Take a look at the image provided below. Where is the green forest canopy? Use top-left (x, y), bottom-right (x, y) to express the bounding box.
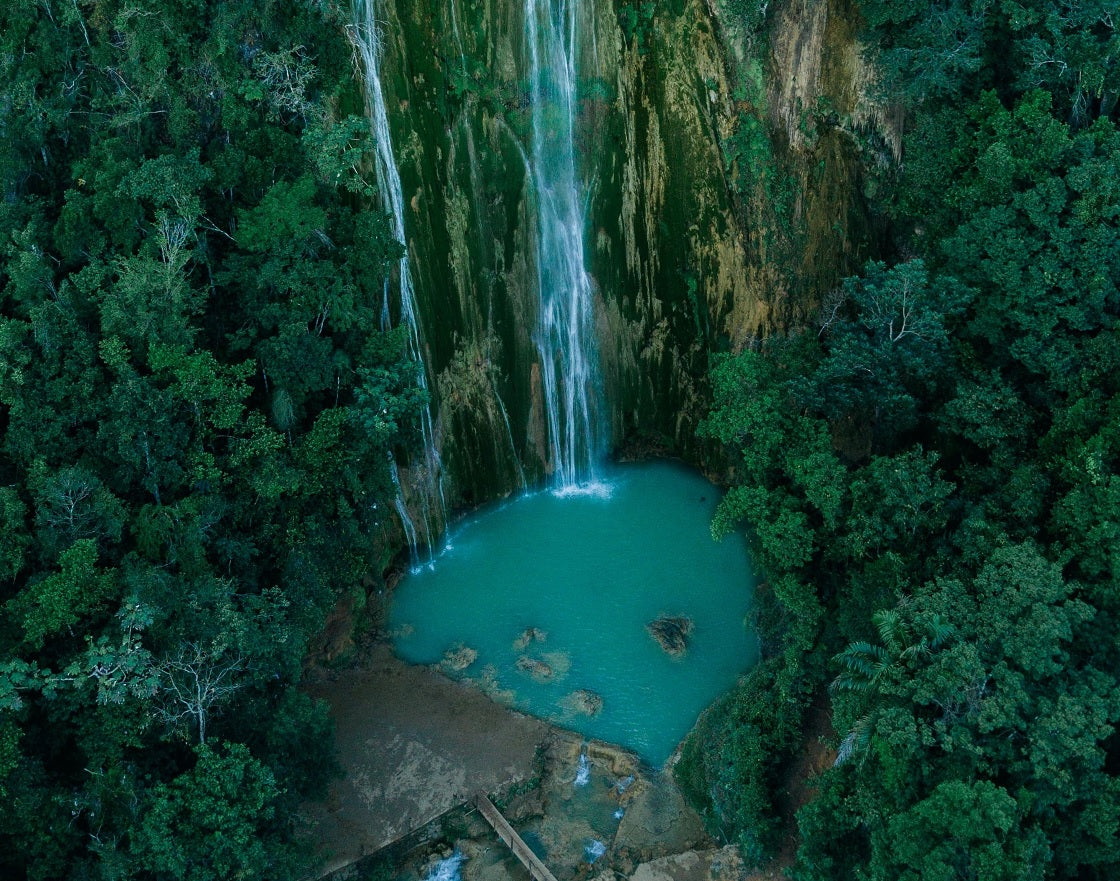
top-left (0, 0), bottom-right (422, 877)
top-left (677, 2), bottom-right (1120, 880)
top-left (0, 0), bottom-right (1118, 879)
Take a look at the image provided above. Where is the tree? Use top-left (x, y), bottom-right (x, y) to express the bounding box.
top-left (810, 260), bottom-right (969, 446)
top-left (155, 642), bottom-right (245, 745)
top-left (875, 780), bottom-right (1047, 881)
top-left (133, 741), bottom-right (297, 881)
top-left (0, 1), bottom-right (407, 875)
top-left (5, 539), bottom-right (117, 650)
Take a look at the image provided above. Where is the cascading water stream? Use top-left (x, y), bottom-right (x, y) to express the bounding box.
top-left (574, 750), bottom-right (591, 786)
top-left (389, 461), bottom-right (419, 554)
top-left (584, 840), bottom-right (607, 863)
top-left (350, 0), bottom-right (447, 562)
top-left (525, 0), bottom-right (604, 489)
top-left (423, 850), bottom-right (465, 881)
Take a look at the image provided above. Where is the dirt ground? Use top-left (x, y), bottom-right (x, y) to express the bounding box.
top-left (301, 645), bottom-right (833, 881)
top-left (303, 644), bottom-right (552, 875)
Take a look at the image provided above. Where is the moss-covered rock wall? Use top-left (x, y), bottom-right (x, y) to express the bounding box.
top-left (363, 0), bottom-right (895, 510)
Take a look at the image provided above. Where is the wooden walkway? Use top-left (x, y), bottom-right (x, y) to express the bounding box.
top-left (473, 793), bottom-right (559, 881)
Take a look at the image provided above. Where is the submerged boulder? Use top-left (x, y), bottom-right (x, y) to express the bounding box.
top-left (513, 626), bottom-right (548, 652)
top-left (538, 650), bottom-right (571, 679)
top-left (562, 689), bottom-right (604, 717)
top-left (478, 664), bottom-right (516, 705)
top-left (516, 654), bottom-right (555, 682)
top-left (440, 644), bottom-right (479, 672)
top-left (646, 616), bottom-right (694, 657)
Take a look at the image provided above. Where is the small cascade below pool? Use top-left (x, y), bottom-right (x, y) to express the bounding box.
top-left (350, 0), bottom-right (447, 561)
top-left (390, 461), bottom-right (758, 765)
top-left (574, 751), bottom-right (591, 787)
top-left (423, 850), bottom-right (464, 881)
top-left (584, 839), bottom-right (607, 863)
top-left (525, 0), bottom-right (603, 489)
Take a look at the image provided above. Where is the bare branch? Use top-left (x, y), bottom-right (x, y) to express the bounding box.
top-left (818, 286), bottom-right (847, 337)
top-left (155, 642), bottom-right (245, 744)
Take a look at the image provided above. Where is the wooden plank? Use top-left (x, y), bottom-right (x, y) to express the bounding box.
top-left (473, 793), bottom-right (559, 881)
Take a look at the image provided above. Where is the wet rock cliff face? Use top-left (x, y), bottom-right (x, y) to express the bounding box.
top-left (757, 0), bottom-right (902, 321)
top-left (365, 0), bottom-right (896, 514)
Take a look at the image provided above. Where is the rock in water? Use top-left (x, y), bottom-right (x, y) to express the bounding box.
top-left (538, 650), bottom-right (571, 679)
top-left (512, 626), bottom-right (548, 652)
top-left (440, 644), bottom-right (478, 672)
top-left (515, 655), bottom-right (554, 682)
top-left (646, 616), bottom-right (694, 657)
top-left (562, 689), bottom-right (604, 717)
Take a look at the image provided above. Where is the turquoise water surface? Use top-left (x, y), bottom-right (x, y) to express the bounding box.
top-left (389, 462), bottom-right (758, 766)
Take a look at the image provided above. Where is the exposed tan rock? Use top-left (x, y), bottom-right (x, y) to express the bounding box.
top-left (302, 645), bottom-right (549, 873)
top-left (630, 846), bottom-right (749, 881)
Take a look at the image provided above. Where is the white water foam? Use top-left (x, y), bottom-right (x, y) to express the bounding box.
top-left (551, 479), bottom-right (614, 501)
top-left (574, 751), bottom-right (591, 786)
top-left (424, 850), bottom-right (465, 881)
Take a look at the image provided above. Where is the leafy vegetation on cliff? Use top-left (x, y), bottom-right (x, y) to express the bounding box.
top-left (0, 1), bottom-right (420, 877)
top-left (680, 2), bottom-right (1120, 878)
top-left (2, 0), bottom-right (1116, 876)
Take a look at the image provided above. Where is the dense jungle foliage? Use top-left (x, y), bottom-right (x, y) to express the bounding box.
top-left (0, 0), bottom-right (422, 878)
top-left (3, 0), bottom-right (1119, 878)
top-left (678, 2), bottom-right (1120, 879)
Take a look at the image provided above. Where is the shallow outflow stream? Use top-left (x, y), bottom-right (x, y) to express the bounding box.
top-left (390, 461), bottom-right (758, 766)
top-left (397, 736), bottom-right (715, 881)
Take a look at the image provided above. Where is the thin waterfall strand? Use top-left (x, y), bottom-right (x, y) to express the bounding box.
top-left (350, 0), bottom-right (447, 560)
top-left (390, 461), bottom-right (420, 554)
top-left (492, 375), bottom-right (528, 490)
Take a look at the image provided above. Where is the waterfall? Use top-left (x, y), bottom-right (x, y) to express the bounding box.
top-left (492, 376), bottom-right (528, 490)
top-left (448, 0), bottom-right (469, 73)
top-left (423, 850), bottom-right (465, 881)
top-left (350, 0), bottom-right (447, 561)
top-left (525, 0), bottom-right (604, 489)
top-left (389, 460), bottom-right (420, 555)
top-left (574, 750), bottom-right (591, 786)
